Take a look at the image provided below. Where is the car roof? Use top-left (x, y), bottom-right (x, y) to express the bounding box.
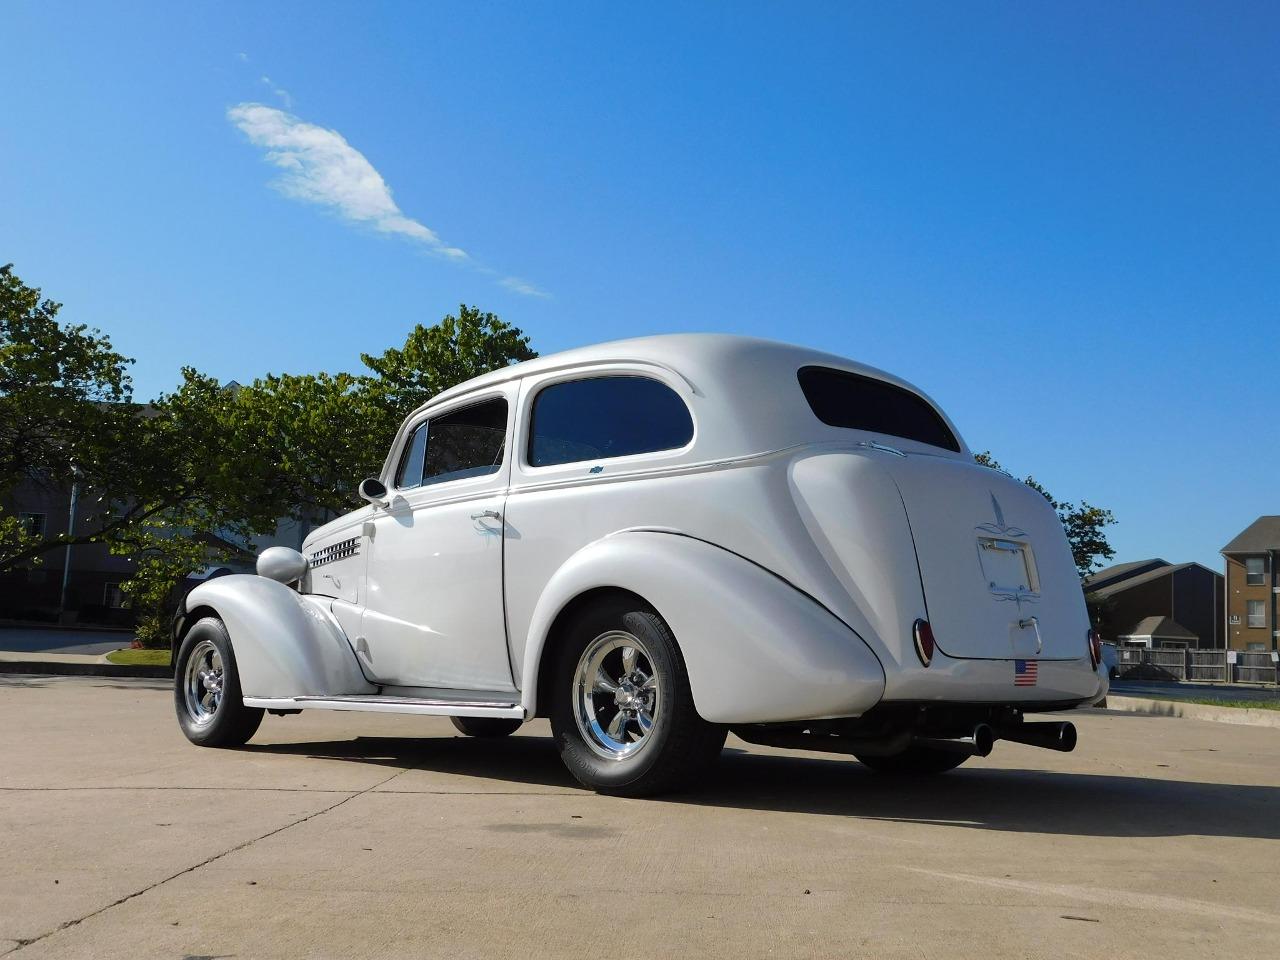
top-left (402, 332), bottom-right (969, 463)
top-left (424, 333), bottom-right (929, 409)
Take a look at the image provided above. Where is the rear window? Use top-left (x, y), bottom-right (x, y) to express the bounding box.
top-left (528, 376), bottom-right (693, 467)
top-left (797, 366), bottom-right (960, 452)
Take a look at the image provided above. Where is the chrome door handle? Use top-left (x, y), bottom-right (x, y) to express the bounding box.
top-left (470, 510), bottom-right (501, 521)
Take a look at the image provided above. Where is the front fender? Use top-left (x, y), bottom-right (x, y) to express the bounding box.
top-left (521, 531), bottom-right (886, 724)
top-left (182, 575), bottom-right (375, 699)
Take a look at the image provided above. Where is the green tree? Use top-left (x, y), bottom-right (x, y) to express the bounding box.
top-left (2, 271), bottom-right (538, 645)
top-left (0, 264), bottom-right (134, 494)
top-left (974, 451), bottom-right (1117, 579)
top-left (360, 305), bottom-right (537, 417)
top-left (228, 371), bottom-right (386, 520)
top-left (233, 305), bottom-right (538, 520)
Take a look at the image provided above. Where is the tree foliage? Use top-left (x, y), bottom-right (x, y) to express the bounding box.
top-left (974, 451), bottom-right (1117, 579)
top-left (1, 268), bottom-right (537, 646)
top-left (360, 306), bottom-right (537, 417)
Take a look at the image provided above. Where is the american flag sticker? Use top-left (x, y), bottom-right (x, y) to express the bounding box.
top-left (1014, 659), bottom-right (1038, 686)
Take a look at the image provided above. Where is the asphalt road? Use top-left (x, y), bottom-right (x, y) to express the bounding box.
top-left (1111, 679), bottom-right (1280, 704)
top-left (0, 627), bottom-right (131, 656)
top-left (3, 675), bottom-right (1278, 959)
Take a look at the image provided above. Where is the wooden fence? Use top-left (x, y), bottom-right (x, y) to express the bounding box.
top-left (1115, 647), bottom-right (1279, 685)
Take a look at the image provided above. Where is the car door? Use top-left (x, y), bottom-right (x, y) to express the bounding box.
top-left (359, 388), bottom-right (516, 692)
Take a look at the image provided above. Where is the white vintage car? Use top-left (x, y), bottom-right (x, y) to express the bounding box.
top-left (173, 334), bottom-right (1106, 795)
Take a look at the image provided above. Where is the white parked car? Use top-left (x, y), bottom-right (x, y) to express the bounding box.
top-left (173, 334), bottom-right (1106, 795)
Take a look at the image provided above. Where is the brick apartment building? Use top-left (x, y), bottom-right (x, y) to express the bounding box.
top-left (1222, 516), bottom-right (1279, 652)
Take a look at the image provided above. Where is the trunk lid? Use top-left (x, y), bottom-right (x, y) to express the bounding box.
top-left (883, 452), bottom-right (1090, 660)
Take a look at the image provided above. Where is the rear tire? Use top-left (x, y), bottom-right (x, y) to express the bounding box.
top-left (855, 745), bottom-right (969, 775)
top-left (174, 617), bottom-right (264, 748)
top-left (550, 598), bottom-right (726, 797)
top-left (450, 716), bottom-right (523, 738)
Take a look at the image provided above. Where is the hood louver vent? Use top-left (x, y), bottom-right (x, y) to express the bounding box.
top-left (308, 536), bottom-right (360, 568)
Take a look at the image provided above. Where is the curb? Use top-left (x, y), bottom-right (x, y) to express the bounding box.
top-left (0, 660), bottom-right (171, 679)
top-left (1104, 694), bottom-right (1280, 730)
top-left (0, 621), bottom-right (134, 634)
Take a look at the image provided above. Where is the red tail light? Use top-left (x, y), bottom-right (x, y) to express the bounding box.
top-left (1087, 628), bottom-right (1102, 668)
top-left (913, 618), bottom-right (935, 667)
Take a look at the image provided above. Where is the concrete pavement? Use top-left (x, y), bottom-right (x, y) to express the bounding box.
top-left (3, 674), bottom-right (1279, 959)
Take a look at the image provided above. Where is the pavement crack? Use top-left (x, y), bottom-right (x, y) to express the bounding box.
top-left (0, 786), bottom-right (355, 794)
top-left (5, 766), bottom-right (413, 954)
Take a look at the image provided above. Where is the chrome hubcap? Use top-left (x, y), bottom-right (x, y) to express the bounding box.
top-left (573, 630), bottom-right (660, 760)
top-left (183, 639), bottom-right (224, 725)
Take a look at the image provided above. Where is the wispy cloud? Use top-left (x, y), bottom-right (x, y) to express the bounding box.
top-left (500, 276), bottom-right (550, 298)
top-left (228, 102), bottom-right (545, 296)
top-left (228, 103), bottom-right (469, 262)
top-left (259, 76), bottom-right (293, 108)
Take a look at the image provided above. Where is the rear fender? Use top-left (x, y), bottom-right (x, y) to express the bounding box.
top-left (181, 575), bottom-right (375, 699)
top-left (521, 531), bottom-right (886, 724)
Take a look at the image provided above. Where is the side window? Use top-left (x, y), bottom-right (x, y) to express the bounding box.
top-left (528, 376), bottom-right (694, 467)
top-left (394, 398), bottom-right (508, 490)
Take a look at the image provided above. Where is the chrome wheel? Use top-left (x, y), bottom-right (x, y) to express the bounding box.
top-left (573, 630), bottom-right (661, 760)
top-left (182, 639), bottom-right (224, 725)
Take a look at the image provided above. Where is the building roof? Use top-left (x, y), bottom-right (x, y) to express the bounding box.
top-left (1084, 560), bottom-right (1221, 599)
top-left (1119, 616), bottom-right (1198, 642)
top-left (1222, 516), bottom-right (1280, 554)
top-left (1082, 558), bottom-right (1169, 592)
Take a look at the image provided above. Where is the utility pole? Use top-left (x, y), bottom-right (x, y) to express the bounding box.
top-left (1271, 548), bottom-right (1278, 653)
top-left (57, 478), bottom-right (79, 621)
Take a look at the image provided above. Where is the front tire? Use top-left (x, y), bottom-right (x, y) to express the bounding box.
top-left (174, 617), bottom-right (263, 747)
top-left (550, 598), bottom-right (725, 797)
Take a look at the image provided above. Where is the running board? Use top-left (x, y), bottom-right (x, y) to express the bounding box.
top-left (243, 694), bottom-right (526, 720)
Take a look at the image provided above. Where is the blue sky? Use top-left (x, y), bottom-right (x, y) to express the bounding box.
top-left (2, 1), bottom-right (1276, 571)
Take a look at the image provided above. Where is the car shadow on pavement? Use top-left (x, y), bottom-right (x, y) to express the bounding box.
top-left (243, 734), bottom-right (1280, 841)
top-left (243, 734), bottom-right (581, 791)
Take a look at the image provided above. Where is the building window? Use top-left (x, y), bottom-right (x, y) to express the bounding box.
top-left (1245, 557), bottom-right (1265, 586)
top-left (1247, 642), bottom-right (1267, 651)
top-left (1246, 599), bottom-right (1265, 628)
top-left (103, 583), bottom-right (128, 609)
top-left (19, 512), bottom-right (47, 537)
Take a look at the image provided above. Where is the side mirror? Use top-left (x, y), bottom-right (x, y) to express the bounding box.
top-left (257, 546), bottom-right (308, 585)
top-left (358, 477), bottom-right (389, 506)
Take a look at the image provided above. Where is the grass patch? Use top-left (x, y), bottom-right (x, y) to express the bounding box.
top-left (105, 648), bottom-right (171, 666)
top-left (1178, 697), bottom-right (1280, 711)
top-left (1132, 694), bottom-right (1280, 711)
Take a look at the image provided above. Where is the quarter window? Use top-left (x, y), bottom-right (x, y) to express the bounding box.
top-left (1246, 600), bottom-right (1265, 628)
top-left (528, 376), bottom-right (694, 467)
top-left (797, 366), bottom-right (960, 452)
top-left (1245, 557), bottom-right (1265, 586)
top-left (395, 398), bottom-right (508, 489)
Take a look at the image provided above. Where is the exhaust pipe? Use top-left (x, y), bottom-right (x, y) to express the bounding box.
top-left (993, 720), bottom-right (1077, 753)
top-left (912, 722), bottom-right (994, 757)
